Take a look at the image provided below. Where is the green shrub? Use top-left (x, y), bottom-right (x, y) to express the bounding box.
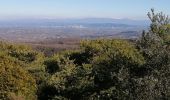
top-left (0, 53), bottom-right (37, 100)
top-left (44, 54), bottom-right (74, 74)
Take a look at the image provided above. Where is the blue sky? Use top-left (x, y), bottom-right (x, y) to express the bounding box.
top-left (0, 0), bottom-right (170, 20)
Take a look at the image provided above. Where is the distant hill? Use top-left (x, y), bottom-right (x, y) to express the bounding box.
top-left (63, 18), bottom-right (150, 26)
top-left (0, 18), bottom-right (149, 27)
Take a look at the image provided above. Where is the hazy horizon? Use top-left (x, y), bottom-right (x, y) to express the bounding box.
top-left (0, 0), bottom-right (170, 20)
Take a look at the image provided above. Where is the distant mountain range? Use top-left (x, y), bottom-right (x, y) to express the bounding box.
top-left (0, 18), bottom-right (150, 27)
top-left (58, 18), bottom-right (150, 26)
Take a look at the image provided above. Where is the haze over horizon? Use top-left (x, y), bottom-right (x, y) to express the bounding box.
top-left (0, 0), bottom-right (170, 20)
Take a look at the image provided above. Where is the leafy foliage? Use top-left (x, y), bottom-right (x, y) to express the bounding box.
top-left (136, 9), bottom-right (170, 99)
top-left (37, 39), bottom-right (145, 100)
top-left (0, 52), bottom-right (37, 100)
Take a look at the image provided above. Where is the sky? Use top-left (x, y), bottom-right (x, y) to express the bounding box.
top-left (0, 0), bottom-right (170, 20)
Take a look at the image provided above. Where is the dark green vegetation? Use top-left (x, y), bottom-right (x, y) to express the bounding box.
top-left (0, 9), bottom-right (170, 100)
